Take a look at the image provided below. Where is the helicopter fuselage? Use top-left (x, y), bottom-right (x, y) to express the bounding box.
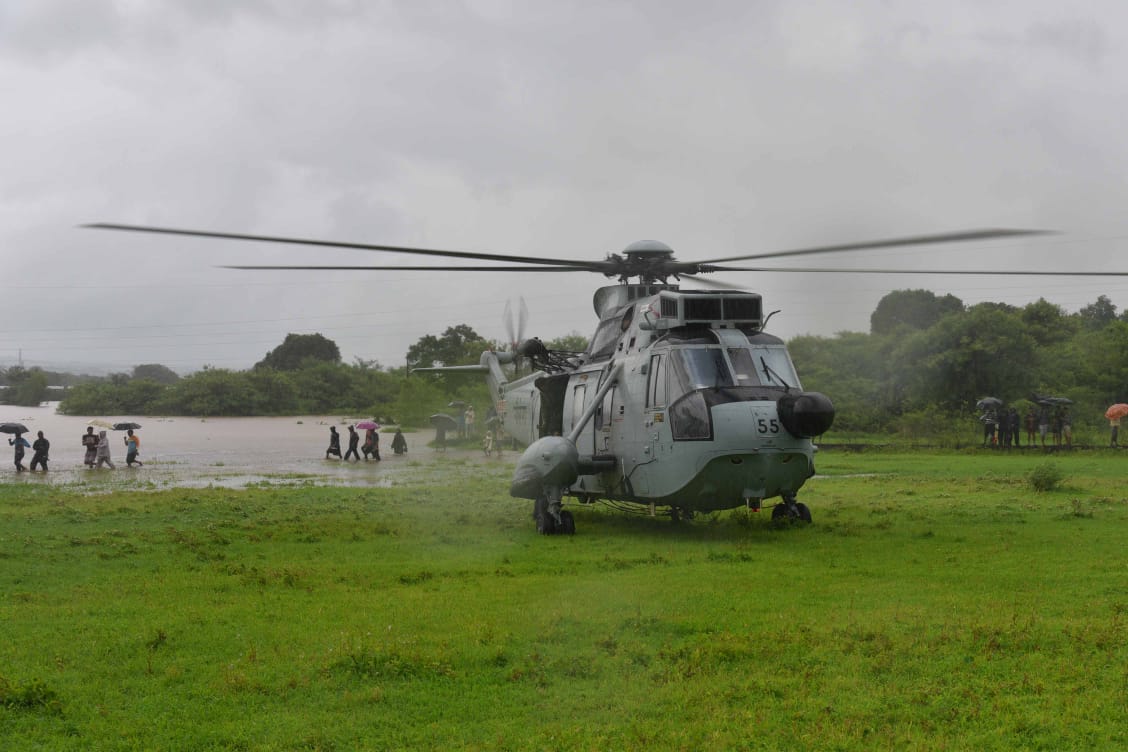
top-left (490, 284), bottom-right (835, 520)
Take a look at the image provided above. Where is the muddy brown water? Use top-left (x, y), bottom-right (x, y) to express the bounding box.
top-left (0, 404), bottom-right (510, 490)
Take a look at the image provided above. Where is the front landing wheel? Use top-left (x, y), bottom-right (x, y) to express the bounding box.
top-left (771, 499), bottom-right (812, 524)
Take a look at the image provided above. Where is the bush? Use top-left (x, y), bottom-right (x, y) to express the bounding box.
top-left (1028, 461), bottom-right (1064, 492)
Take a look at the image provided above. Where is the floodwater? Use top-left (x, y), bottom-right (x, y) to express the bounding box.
top-left (0, 403), bottom-right (508, 491)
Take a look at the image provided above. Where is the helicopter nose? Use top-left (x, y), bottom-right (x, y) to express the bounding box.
top-left (777, 391), bottom-right (835, 438)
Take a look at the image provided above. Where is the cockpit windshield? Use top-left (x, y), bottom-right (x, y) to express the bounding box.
top-left (669, 348), bottom-right (734, 394)
top-left (749, 345), bottom-right (800, 388)
top-left (668, 345), bottom-right (800, 400)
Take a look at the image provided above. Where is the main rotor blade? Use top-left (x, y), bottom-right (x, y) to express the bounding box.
top-left (696, 228), bottom-right (1052, 264)
top-left (679, 272), bottom-right (747, 290)
top-left (85, 223), bottom-right (608, 271)
top-left (702, 266), bottom-right (1128, 276)
top-left (219, 264), bottom-right (595, 272)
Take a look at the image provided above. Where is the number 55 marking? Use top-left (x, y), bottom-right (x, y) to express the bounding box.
top-left (756, 417), bottom-right (780, 434)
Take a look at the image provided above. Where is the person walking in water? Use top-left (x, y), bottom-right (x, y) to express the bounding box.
top-left (362, 428), bottom-right (378, 460)
top-left (123, 429), bottom-right (143, 467)
top-left (344, 425), bottom-right (361, 462)
top-left (391, 428), bottom-right (407, 456)
top-left (326, 426), bottom-right (341, 459)
top-left (94, 430), bottom-right (115, 469)
top-left (9, 431), bottom-right (29, 472)
top-left (82, 426), bottom-right (99, 467)
top-left (29, 431), bottom-right (49, 472)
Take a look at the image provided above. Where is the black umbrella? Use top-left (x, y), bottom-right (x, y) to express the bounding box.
top-left (113, 422), bottom-right (142, 431)
top-left (1031, 393), bottom-right (1072, 406)
top-left (430, 413), bottom-right (458, 431)
top-left (0, 422), bottom-right (29, 434)
top-left (975, 397), bottom-right (1003, 410)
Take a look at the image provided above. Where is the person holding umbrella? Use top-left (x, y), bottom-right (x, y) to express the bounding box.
top-left (123, 429), bottom-right (143, 467)
top-left (9, 431), bottom-right (29, 472)
top-left (1105, 404), bottom-right (1128, 447)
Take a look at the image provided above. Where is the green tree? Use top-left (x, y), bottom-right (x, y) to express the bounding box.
top-left (545, 332), bottom-right (590, 352)
top-left (406, 325), bottom-right (488, 368)
top-left (256, 333), bottom-right (341, 371)
top-left (870, 289), bottom-right (964, 335)
top-left (1078, 295), bottom-right (1118, 331)
top-left (12, 368), bottom-right (49, 407)
top-left (163, 368), bottom-right (256, 416)
top-left (892, 305), bottom-right (1037, 411)
top-left (132, 363), bottom-right (181, 384)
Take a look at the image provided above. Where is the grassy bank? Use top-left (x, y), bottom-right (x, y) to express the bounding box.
top-left (1, 451), bottom-right (1126, 750)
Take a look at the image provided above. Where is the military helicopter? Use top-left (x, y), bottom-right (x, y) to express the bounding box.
top-left (89, 224), bottom-right (1058, 533)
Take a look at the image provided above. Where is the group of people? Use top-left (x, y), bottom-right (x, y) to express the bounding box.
top-left (325, 425), bottom-right (409, 462)
top-left (979, 405), bottom-right (1072, 449)
top-left (8, 431), bottom-right (49, 472)
top-left (7, 426), bottom-right (143, 472)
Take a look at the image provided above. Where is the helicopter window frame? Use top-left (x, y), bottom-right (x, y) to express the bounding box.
top-left (647, 354), bottom-right (667, 408)
top-left (570, 383), bottom-right (587, 432)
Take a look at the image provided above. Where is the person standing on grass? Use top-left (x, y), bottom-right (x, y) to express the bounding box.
top-left (998, 408), bottom-right (1012, 448)
top-left (980, 408), bottom-right (998, 448)
top-left (94, 430), bottom-right (115, 469)
top-left (326, 426), bottom-right (341, 459)
top-left (29, 431), bottom-right (49, 472)
top-left (1009, 408), bottom-right (1021, 448)
top-left (1061, 408), bottom-right (1072, 449)
top-left (1111, 415), bottom-right (1121, 447)
top-left (344, 425), bottom-right (360, 462)
top-left (1025, 408), bottom-right (1037, 446)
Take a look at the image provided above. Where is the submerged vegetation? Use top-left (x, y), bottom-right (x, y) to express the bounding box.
top-left (1, 450), bottom-right (1125, 749)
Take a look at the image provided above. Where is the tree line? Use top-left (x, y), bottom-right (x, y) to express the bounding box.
top-left (790, 290), bottom-right (1128, 441)
top-left (47, 330), bottom-right (585, 428)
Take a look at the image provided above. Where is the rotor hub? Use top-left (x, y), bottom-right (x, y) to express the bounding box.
top-left (611, 240), bottom-right (678, 282)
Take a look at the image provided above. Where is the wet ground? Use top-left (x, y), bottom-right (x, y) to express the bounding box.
top-left (0, 404), bottom-right (511, 491)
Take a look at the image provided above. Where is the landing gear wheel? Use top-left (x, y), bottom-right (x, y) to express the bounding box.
top-left (771, 499), bottom-right (812, 524)
top-left (558, 510), bottom-right (575, 535)
top-left (534, 495), bottom-right (557, 535)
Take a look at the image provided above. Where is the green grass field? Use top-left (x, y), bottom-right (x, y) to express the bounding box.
top-left (2, 450), bottom-right (1126, 750)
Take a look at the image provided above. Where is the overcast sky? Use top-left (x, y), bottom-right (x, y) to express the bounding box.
top-left (3, 1), bottom-right (1127, 374)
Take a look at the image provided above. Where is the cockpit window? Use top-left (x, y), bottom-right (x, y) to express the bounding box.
top-left (669, 348), bottom-right (734, 396)
top-left (587, 315), bottom-right (622, 361)
top-left (727, 348), bottom-right (758, 386)
top-left (750, 345), bottom-right (801, 389)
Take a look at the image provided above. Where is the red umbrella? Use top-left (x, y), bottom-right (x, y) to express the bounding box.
top-left (355, 420), bottom-right (380, 430)
top-left (1105, 404), bottom-right (1128, 420)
